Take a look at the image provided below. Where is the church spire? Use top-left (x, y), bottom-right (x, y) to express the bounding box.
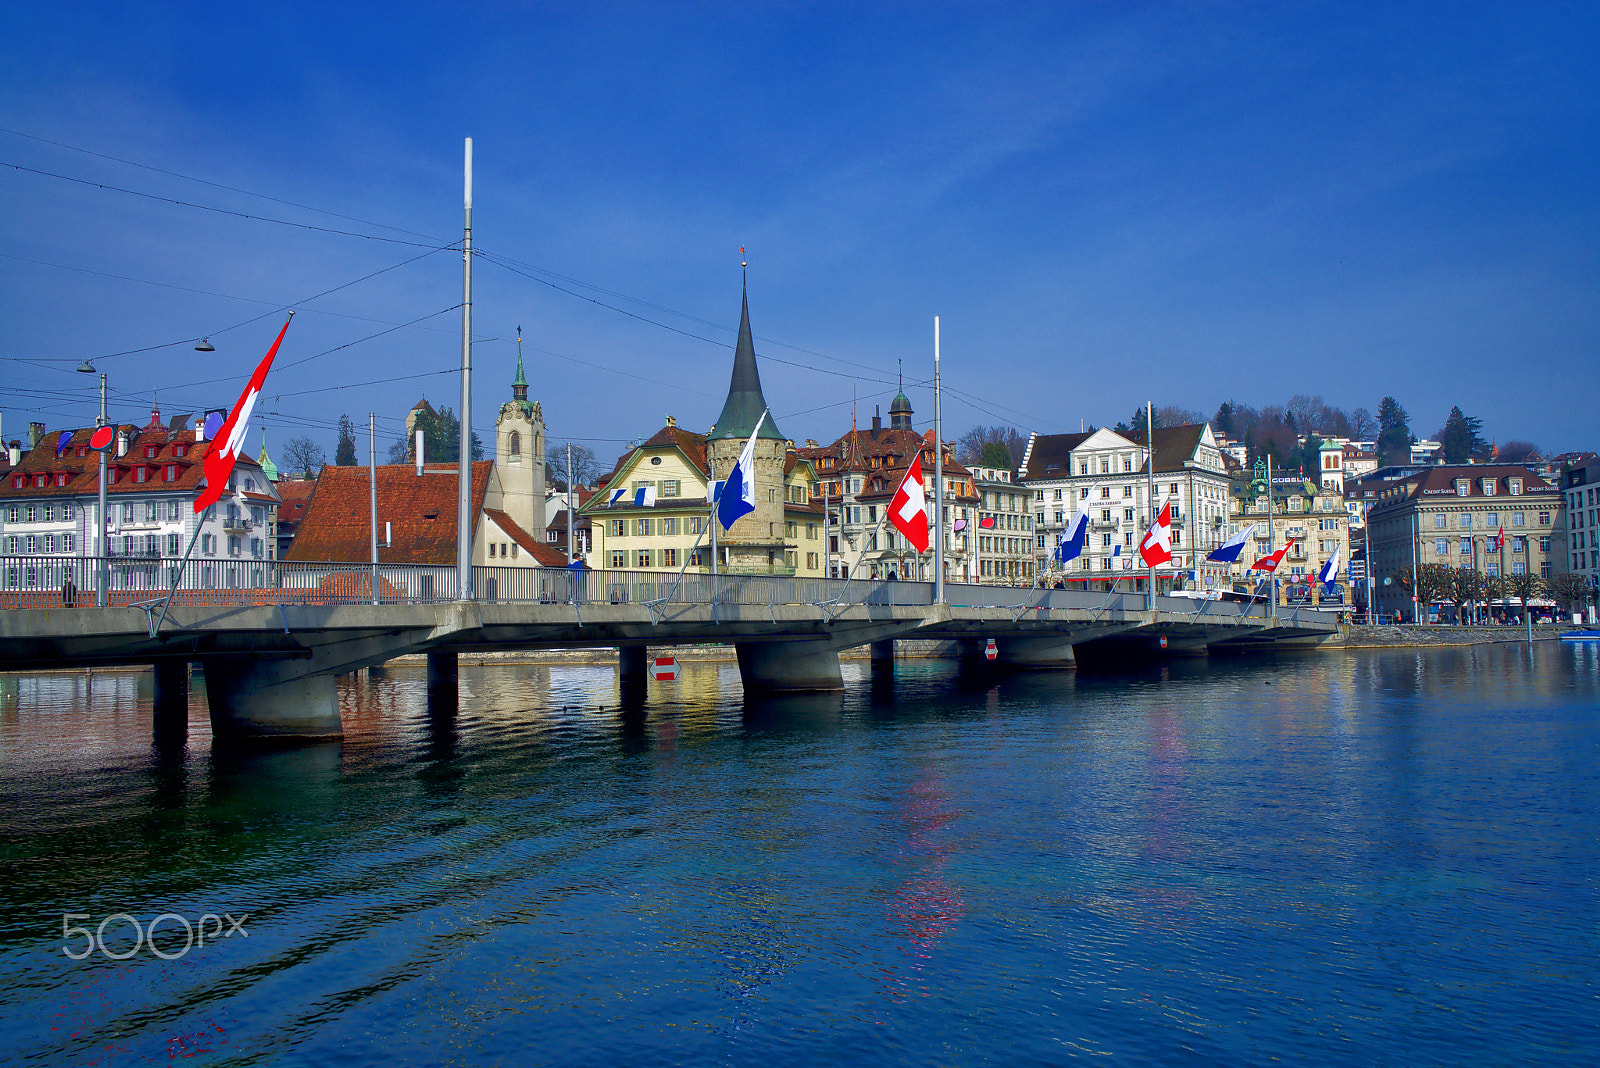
top-left (711, 256), bottom-right (784, 441)
top-left (512, 326), bottom-right (528, 400)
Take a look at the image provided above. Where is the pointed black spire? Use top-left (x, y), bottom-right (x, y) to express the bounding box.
top-left (711, 268), bottom-right (784, 441)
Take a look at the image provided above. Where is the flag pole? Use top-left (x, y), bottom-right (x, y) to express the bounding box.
top-left (1147, 401), bottom-right (1157, 609)
top-left (456, 136), bottom-right (474, 602)
top-left (1266, 450), bottom-right (1276, 620)
top-left (933, 316), bottom-right (944, 604)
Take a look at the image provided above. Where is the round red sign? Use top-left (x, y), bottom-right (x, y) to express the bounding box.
top-left (88, 426), bottom-right (115, 451)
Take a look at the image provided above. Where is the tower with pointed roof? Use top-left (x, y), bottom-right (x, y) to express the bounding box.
top-left (707, 274), bottom-right (791, 572)
top-left (257, 428), bottom-right (280, 482)
top-left (493, 333), bottom-right (547, 539)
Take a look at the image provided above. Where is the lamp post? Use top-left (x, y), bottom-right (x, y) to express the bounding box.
top-left (75, 360), bottom-right (108, 607)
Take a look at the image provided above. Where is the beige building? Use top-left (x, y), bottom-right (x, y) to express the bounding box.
top-left (582, 286), bottom-right (824, 576)
top-left (1227, 458), bottom-right (1352, 606)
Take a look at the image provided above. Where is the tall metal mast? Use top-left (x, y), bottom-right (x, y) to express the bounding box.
top-left (933, 316), bottom-right (944, 604)
top-left (456, 137), bottom-right (473, 600)
top-left (1146, 402), bottom-right (1157, 608)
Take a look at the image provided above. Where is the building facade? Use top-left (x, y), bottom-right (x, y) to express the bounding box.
top-left (967, 464), bottom-right (1033, 584)
top-left (1019, 424), bottom-right (1232, 591)
top-left (1, 409), bottom-right (281, 595)
top-left (1366, 465), bottom-right (1562, 620)
top-left (1562, 459), bottom-right (1600, 618)
top-left (1226, 459), bottom-right (1352, 606)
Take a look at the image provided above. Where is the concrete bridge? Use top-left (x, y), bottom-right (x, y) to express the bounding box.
top-left (0, 563), bottom-right (1334, 741)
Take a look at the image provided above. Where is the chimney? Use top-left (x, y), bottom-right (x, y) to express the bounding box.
top-left (871, 406), bottom-right (882, 433)
top-left (28, 422), bottom-right (45, 450)
top-left (116, 430), bottom-right (129, 457)
top-left (194, 419), bottom-right (207, 442)
top-left (7, 440), bottom-right (19, 467)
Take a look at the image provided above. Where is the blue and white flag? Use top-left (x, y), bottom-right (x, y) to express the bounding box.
top-left (1054, 501), bottom-right (1091, 564)
top-left (607, 487), bottom-right (628, 505)
top-left (633, 485), bottom-right (657, 507)
top-left (1206, 523), bottom-right (1258, 563)
top-left (716, 411), bottom-right (767, 531)
top-left (1317, 548), bottom-right (1341, 594)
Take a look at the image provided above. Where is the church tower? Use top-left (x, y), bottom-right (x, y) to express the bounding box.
top-left (494, 334), bottom-right (547, 537)
top-left (707, 274), bottom-right (789, 573)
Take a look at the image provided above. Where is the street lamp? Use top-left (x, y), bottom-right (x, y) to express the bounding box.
top-left (75, 360), bottom-right (108, 607)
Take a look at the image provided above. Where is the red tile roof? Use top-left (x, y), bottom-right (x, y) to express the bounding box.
top-left (284, 462), bottom-right (492, 564)
top-left (0, 425), bottom-right (274, 501)
top-left (481, 508), bottom-right (567, 566)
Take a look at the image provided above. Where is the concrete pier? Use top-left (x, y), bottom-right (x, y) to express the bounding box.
top-left (618, 645), bottom-right (648, 707)
top-left (870, 639), bottom-right (896, 675)
top-left (201, 660), bottom-right (343, 742)
top-left (736, 640), bottom-right (844, 693)
top-left (152, 660), bottom-right (189, 738)
top-left (426, 651), bottom-right (459, 711)
top-left (990, 636), bottom-right (1077, 670)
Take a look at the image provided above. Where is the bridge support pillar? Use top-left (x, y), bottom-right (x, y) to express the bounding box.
top-left (152, 660), bottom-right (188, 738)
top-left (427, 651), bottom-right (458, 711)
top-left (201, 660), bottom-right (342, 742)
top-left (736, 641), bottom-right (843, 693)
top-left (870, 639), bottom-right (895, 674)
top-left (618, 646), bottom-right (648, 708)
top-left (964, 636), bottom-right (1076, 670)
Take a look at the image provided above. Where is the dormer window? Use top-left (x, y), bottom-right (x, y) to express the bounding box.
top-left (55, 473), bottom-right (67, 487)
top-left (1481, 479), bottom-right (1496, 496)
top-left (34, 474), bottom-right (45, 488)
top-left (76, 445), bottom-right (88, 458)
top-left (145, 446), bottom-right (158, 459)
top-left (173, 443), bottom-right (187, 458)
top-left (134, 466), bottom-right (148, 483)
top-left (1509, 478), bottom-right (1522, 495)
top-left (1455, 479), bottom-right (1470, 496)
top-left (165, 464), bottom-right (177, 482)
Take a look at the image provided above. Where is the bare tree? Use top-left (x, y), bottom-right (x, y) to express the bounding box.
top-left (547, 443), bottom-right (601, 489)
top-left (1504, 570), bottom-right (1544, 618)
top-left (1154, 405), bottom-right (1205, 427)
top-left (956, 424), bottom-right (1027, 469)
top-left (1548, 573), bottom-right (1589, 616)
top-left (1498, 440), bottom-right (1541, 464)
top-left (1348, 407), bottom-right (1378, 441)
top-left (280, 435), bottom-right (326, 479)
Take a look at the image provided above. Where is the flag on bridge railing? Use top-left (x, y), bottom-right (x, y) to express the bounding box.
top-left (889, 453), bottom-right (930, 553)
top-left (717, 411), bottom-right (766, 531)
top-left (1055, 500), bottom-right (1091, 564)
top-left (194, 314), bottom-right (293, 514)
top-left (1138, 501), bottom-right (1173, 567)
top-left (1250, 537), bottom-right (1295, 573)
top-left (1206, 523), bottom-right (1257, 563)
top-left (1317, 548), bottom-right (1341, 594)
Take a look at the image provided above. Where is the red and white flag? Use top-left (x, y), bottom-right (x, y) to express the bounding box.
top-left (1250, 537), bottom-right (1296, 573)
top-left (1138, 500), bottom-right (1173, 566)
top-left (1492, 526), bottom-right (1505, 552)
top-left (889, 454), bottom-right (930, 553)
top-left (194, 315), bottom-right (292, 514)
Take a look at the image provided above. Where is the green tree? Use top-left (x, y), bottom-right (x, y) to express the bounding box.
top-left (335, 415), bottom-right (358, 466)
top-left (1438, 406), bottom-right (1486, 464)
top-left (1376, 396), bottom-right (1411, 467)
top-left (980, 441), bottom-right (1011, 468)
top-left (411, 405), bottom-right (483, 464)
top-left (1213, 401), bottom-right (1236, 437)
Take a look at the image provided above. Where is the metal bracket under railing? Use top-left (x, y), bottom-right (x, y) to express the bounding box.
top-left (128, 597), bottom-right (168, 639)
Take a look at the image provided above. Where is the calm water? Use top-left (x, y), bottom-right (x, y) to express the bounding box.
top-left (1, 644), bottom-right (1597, 1066)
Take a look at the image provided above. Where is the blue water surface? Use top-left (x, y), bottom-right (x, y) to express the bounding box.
top-left (1, 642), bottom-right (1597, 1066)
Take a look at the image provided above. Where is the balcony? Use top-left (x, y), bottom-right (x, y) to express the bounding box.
top-left (222, 516), bottom-right (253, 534)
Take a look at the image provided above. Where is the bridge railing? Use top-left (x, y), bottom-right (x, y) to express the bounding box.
top-left (0, 556), bottom-right (1262, 620)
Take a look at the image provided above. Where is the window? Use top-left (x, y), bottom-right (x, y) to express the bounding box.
top-left (1054, 511), bottom-right (1064, 524)
top-left (1123, 486), bottom-right (1133, 498)
top-left (64, 533), bottom-right (73, 552)
top-left (1485, 512), bottom-right (1497, 527)
top-left (661, 479), bottom-right (679, 497)
top-left (168, 501), bottom-right (179, 520)
top-left (635, 518), bottom-right (652, 536)
top-left (1509, 478), bottom-right (1522, 495)
top-left (636, 549), bottom-right (652, 568)
top-left (1540, 536), bottom-right (1551, 553)
top-left (611, 551), bottom-right (626, 569)
top-left (806, 552), bottom-right (819, 570)
top-left (167, 533), bottom-right (179, 555)
top-left (228, 536), bottom-right (240, 557)
top-left (1538, 511), bottom-right (1550, 525)
top-left (1079, 463), bottom-right (1089, 475)
top-left (1459, 538), bottom-right (1471, 554)
top-left (1455, 480), bottom-right (1469, 496)
top-left (1512, 537), bottom-right (1525, 554)
top-left (1436, 540), bottom-right (1449, 555)
top-left (1481, 479), bottom-right (1496, 496)
top-left (1035, 490), bottom-right (1044, 501)
top-left (1100, 460), bottom-right (1109, 474)
top-left (26, 535), bottom-right (37, 554)
top-left (1541, 561), bottom-right (1552, 579)
top-left (1053, 489), bottom-right (1063, 501)
top-left (42, 535), bottom-right (54, 553)
top-left (26, 505), bottom-right (37, 523)
top-left (610, 520), bottom-right (626, 537)
top-left (509, 430), bottom-right (521, 456)
top-left (1513, 512), bottom-right (1525, 526)
top-left (1511, 561), bottom-right (1526, 575)
top-left (1124, 508), bottom-right (1134, 522)
top-left (690, 517), bottom-right (704, 534)
top-left (122, 504), bottom-right (133, 521)
top-left (1169, 483), bottom-right (1178, 494)
top-left (145, 502), bottom-right (157, 522)
top-left (806, 523), bottom-right (818, 539)
top-left (661, 517), bottom-right (678, 536)
top-left (661, 548), bottom-right (676, 567)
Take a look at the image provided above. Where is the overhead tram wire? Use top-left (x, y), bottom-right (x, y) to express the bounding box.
top-left (0, 252), bottom-right (463, 335)
top-left (0, 126), bottom-right (445, 242)
top-left (5, 246), bottom-right (455, 368)
top-left (0, 160), bottom-right (444, 248)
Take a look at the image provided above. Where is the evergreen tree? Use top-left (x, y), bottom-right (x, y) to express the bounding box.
top-left (1376, 396), bottom-right (1411, 467)
top-left (335, 415), bottom-right (358, 466)
top-left (1213, 401), bottom-right (1236, 437)
top-left (1439, 406), bottom-right (1486, 464)
top-left (412, 406), bottom-right (484, 463)
top-left (980, 441), bottom-right (1011, 468)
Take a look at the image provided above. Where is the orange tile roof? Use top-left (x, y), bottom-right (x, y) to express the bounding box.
top-left (284, 462), bottom-right (492, 564)
top-left (481, 508), bottom-right (567, 566)
top-left (0, 425), bottom-right (273, 500)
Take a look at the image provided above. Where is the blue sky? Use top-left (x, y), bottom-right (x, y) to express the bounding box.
top-left (2, 2), bottom-right (1595, 467)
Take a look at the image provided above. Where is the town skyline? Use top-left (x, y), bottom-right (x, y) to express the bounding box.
top-left (3, 2), bottom-right (1595, 458)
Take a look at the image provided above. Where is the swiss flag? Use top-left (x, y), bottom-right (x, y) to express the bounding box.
top-left (1138, 500), bottom-right (1173, 566)
top-left (194, 315), bottom-right (292, 513)
top-left (1492, 526), bottom-right (1505, 552)
top-left (1250, 537), bottom-right (1296, 572)
top-left (889, 454), bottom-right (930, 553)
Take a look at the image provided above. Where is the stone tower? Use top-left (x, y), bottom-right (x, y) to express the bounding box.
top-left (495, 338), bottom-right (547, 537)
top-left (707, 279), bottom-right (789, 573)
